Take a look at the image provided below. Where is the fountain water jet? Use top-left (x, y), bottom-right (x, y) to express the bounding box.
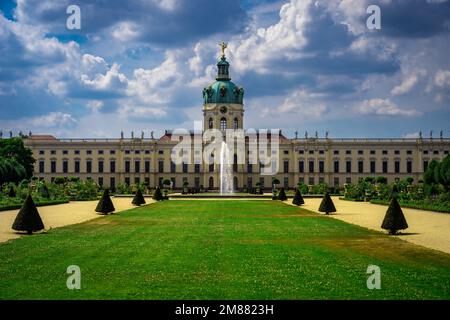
top-left (220, 141), bottom-right (234, 195)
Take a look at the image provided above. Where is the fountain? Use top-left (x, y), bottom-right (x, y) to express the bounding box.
top-left (220, 141), bottom-right (234, 195)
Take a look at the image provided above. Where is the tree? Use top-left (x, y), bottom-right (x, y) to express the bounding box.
top-left (375, 176), bottom-right (388, 184)
top-left (292, 188), bottom-right (304, 206)
top-left (95, 189), bottom-right (115, 215)
top-left (0, 137), bottom-right (35, 180)
top-left (12, 194), bottom-right (45, 235)
top-left (132, 188), bottom-right (146, 206)
top-left (278, 188), bottom-right (287, 201)
top-left (437, 155), bottom-right (450, 191)
top-left (40, 183), bottom-right (50, 199)
top-left (424, 160), bottom-right (439, 185)
top-left (8, 185), bottom-right (16, 198)
top-left (0, 158), bottom-right (27, 185)
top-left (381, 194), bottom-right (408, 235)
top-left (153, 186), bottom-right (164, 201)
top-left (318, 192), bottom-right (336, 215)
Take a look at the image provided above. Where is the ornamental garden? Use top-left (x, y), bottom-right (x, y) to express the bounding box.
top-left (0, 136), bottom-right (449, 299)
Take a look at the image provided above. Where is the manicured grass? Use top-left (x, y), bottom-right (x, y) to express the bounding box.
top-left (0, 200), bottom-right (449, 299)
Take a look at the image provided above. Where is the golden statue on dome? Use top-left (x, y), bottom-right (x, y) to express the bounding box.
top-left (219, 42), bottom-right (228, 58)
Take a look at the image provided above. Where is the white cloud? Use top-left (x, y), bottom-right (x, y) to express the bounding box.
top-left (86, 100), bottom-right (104, 112)
top-left (357, 99), bottom-right (421, 117)
top-left (81, 63), bottom-right (128, 91)
top-left (111, 22), bottom-right (140, 41)
top-left (391, 75), bottom-right (419, 95)
top-left (0, 112), bottom-right (77, 132)
top-left (118, 105), bottom-right (167, 120)
top-left (262, 89), bottom-right (328, 118)
top-left (127, 51), bottom-right (183, 104)
top-left (403, 132), bottom-right (420, 139)
top-left (434, 70), bottom-right (450, 87)
top-left (230, 0), bottom-right (313, 73)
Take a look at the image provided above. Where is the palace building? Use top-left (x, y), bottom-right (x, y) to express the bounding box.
top-left (24, 49), bottom-right (450, 191)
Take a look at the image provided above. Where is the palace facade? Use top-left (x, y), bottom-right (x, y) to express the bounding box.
top-left (24, 53), bottom-right (450, 191)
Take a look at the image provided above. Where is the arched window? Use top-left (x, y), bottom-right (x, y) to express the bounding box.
top-left (208, 118), bottom-right (213, 129)
top-left (220, 118), bottom-right (227, 131)
top-left (209, 177), bottom-right (214, 189)
top-left (233, 177), bottom-right (238, 190)
top-left (233, 118), bottom-right (239, 130)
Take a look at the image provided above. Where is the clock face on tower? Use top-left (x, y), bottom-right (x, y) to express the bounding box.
top-left (220, 106), bottom-right (227, 114)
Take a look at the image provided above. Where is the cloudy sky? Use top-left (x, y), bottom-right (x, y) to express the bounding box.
top-left (0, 0), bottom-right (449, 139)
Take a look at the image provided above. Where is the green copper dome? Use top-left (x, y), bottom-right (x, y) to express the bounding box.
top-left (202, 56), bottom-right (244, 105)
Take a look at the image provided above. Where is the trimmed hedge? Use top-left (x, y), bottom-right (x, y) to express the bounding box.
top-left (0, 199), bottom-right (70, 212)
top-left (370, 199), bottom-right (450, 214)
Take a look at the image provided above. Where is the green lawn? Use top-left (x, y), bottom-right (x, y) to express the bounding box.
top-left (0, 200), bottom-right (449, 299)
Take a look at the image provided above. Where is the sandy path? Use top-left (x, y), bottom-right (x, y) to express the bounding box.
top-left (0, 197), bottom-right (155, 243)
top-left (285, 197), bottom-right (450, 254)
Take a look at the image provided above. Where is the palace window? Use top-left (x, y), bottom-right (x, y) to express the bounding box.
top-left (346, 161), bottom-right (352, 173)
top-left (395, 161), bottom-right (400, 173)
top-left (233, 118), bottom-right (239, 130)
top-left (98, 161), bottom-right (104, 173)
top-left (358, 161), bottom-right (364, 173)
top-left (370, 161), bottom-right (376, 174)
top-left (407, 161), bottom-right (412, 174)
top-left (75, 161), bottom-right (80, 173)
top-left (62, 160), bottom-right (68, 173)
top-left (135, 161), bottom-right (140, 173)
top-left (299, 161), bottom-right (304, 173)
top-left (220, 118), bottom-right (227, 131)
top-left (209, 118), bottom-right (213, 129)
top-left (283, 161), bottom-right (289, 173)
top-left (309, 161), bottom-right (314, 173)
top-left (110, 161), bottom-right (116, 173)
top-left (319, 161), bottom-right (324, 173)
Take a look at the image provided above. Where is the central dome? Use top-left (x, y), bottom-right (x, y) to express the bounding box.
top-left (202, 56), bottom-right (244, 105)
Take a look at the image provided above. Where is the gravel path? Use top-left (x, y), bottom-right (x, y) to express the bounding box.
top-left (0, 197), bottom-right (155, 243)
top-left (285, 197), bottom-right (450, 254)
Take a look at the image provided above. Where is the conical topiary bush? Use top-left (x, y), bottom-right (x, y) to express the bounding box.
top-left (381, 195), bottom-right (408, 235)
top-left (318, 192), bottom-right (336, 215)
top-left (8, 185), bottom-right (16, 198)
top-left (95, 189), bottom-right (115, 215)
top-left (12, 194), bottom-right (45, 235)
top-left (292, 188), bottom-right (305, 206)
top-left (153, 186), bottom-right (163, 201)
top-left (278, 188), bottom-right (288, 201)
top-left (132, 188), bottom-right (146, 206)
